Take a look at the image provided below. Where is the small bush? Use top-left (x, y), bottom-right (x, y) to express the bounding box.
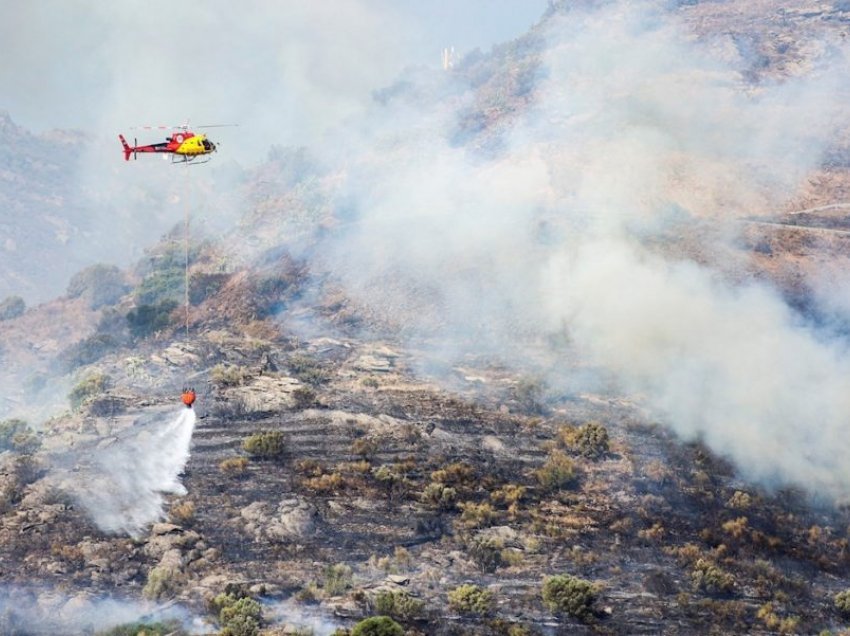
top-left (142, 565), bottom-right (181, 600)
top-left (431, 462), bottom-right (476, 489)
top-left (211, 364), bottom-right (252, 387)
top-left (60, 333), bottom-right (120, 370)
top-left (0, 419), bottom-right (40, 454)
top-left (421, 482), bottom-right (458, 510)
top-left (215, 594), bottom-right (262, 636)
top-left (219, 456), bottom-right (249, 475)
top-left (727, 491), bottom-right (752, 510)
top-left (513, 376), bottom-right (546, 413)
top-left (67, 263), bottom-right (129, 308)
top-left (292, 386), bottom-right (317, 409)
top-left (564, 421), bottom-right (610, 459)
top-left (0, 295), bottom-right (25, 320)
top-left (189, 272), bottom-right (230, 305)
top-left (490, 484), bottom-right (526, 507)
top-left (242, 431), bottom-right (285, 458)
top-left (757, 603), bottom-right (799, 634)
top-left (126, 299), bottom-right (178, 338)
top-left (535, 450), bottom-right (577, 492)
top-left (303, 472), bottom-right (344, 494)
top-left (323, 563), bottom-right (354, 596)
top-left (350, 616), bottom-right (404, 636)
top-left (96, 620), bottom-right (187, 636)
top-left (288, 355), bottom-right (329, 385)
top-left (541, 574), bottom-right (597, 620)
top-left (468, 535), bottom-right (505, 573)
top-left (722, 516), bottom-right (748, 541)
top-left (835, 589), bottom-right (850, 614)
top-left (68, 372), bottom-right (111, 410)
top-left (135, 267), bottom-right (184, 306)
top-left (458, 501), bottom-right (497, 528)
top-left (373, 590), bottom-right (425, 621)
top-left (690, 559), bottom-right (735, 595)
top-left (448, 584), bottom-right (493, 615)
top-left (351, 437), bottom-right (378, 459)
top-left (169, 501), bottom-right (195, 525)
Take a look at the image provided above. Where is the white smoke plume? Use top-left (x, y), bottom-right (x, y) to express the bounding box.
top-left (0, 584), bottom-right (202, 635)
top-left (54, 408), bottom-right (196, 536)
top-left (313, 2), bottom-right (850, 496)
top-left (265, 598), bottom-right (345, 635)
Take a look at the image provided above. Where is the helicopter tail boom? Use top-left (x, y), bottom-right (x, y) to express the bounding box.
top-left (118, 134), bottom-right (134, 161)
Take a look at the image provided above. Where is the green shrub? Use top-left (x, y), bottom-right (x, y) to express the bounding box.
top-left (323, 563), bottom-right (354, 596)
top-left (60, 333), bottom-right (120, 370)
top-left (373, 590), bottom-right (425, 621)
top-left (351, 437), bottom-right (378, 459)
top-left (142, 565), bottom-right (181, 600)
top-left (535, 450), bottom-right (577, 492)
top-left (351, 616), bottom-right (404, 636)
top-left (136, 268), bottom-right (184, 305)
top-left (67, 263), bottom-right (129, 308)
top-left (513, 376), bottom-right (546, 413)
top-left (288, 355), bottom-right (329, 385)
top-left (0, 419), bottom-right (40, 453)
top-left (211, 593), bottom-right (262, 636)
top-left (211, 363), bottom-right (252, 387)
top-left (836, 589), bottom-right (850, 615)
top-left (292, 386), bottom-right (317, 409)
top-left (96, 620), bottom-right (187, 636)
top-left (572, 421), bottom-right (610, 459)
top-left (0, 295), bottom-right (25, 320)
top-left (134, 241), bottom-right (194, 306)
top-left (126, 299), bottom-right (178, 338)
top-left (430, 462), bottom-right (476, 489)
top-left (541, 574), bottom-right (597, 620)
top-left (458, 501), bottom-right (497, 528)
top-left (242, 431), bottom-right (285, 458)
top-left (68, 372), bottom-right (111, 410)
top-left (690, 559), bottom-right (735, 595)
top-left (468, 535), bottom-right (505, 573)
top-left (448, 584), bottom-right (493, 615)
top-left (421, 482), bottom-right (458, 510)
top-left (219, 456), bottom-right (249, 475)
top-left (189, 272), bottom-right (230, 305)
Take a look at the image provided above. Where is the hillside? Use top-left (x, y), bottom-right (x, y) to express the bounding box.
top-left (3, 1), bottom-right (850, 635)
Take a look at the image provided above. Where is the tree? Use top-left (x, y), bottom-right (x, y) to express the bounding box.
top-left (350, 616), bottom-right (404, 636)
top-left (67, 263), bottom-right (129, 308)
top-left (542, 574), bottom-right (598, 620)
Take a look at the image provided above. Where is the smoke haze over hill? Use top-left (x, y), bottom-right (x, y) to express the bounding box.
top-left (310, 2), bottom-right (850, 496)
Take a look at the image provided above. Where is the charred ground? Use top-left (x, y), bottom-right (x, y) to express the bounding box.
top-left (2, 2), bottom-right (850, 635)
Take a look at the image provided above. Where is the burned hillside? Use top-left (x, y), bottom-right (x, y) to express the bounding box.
top-left (3, 1), bottom-right (850, 635)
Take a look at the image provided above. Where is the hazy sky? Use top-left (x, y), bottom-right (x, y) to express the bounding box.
top-left (0, 0), bottom-right (548, 149)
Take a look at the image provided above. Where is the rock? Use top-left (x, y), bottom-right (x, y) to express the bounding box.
top-left (158, 548), bottom-right (184, 571)
top-left (46, 561), bottom-right (66, 575)
top-left (481, 435), bottom-right (506, 453)
top-left (249, 582), bottom-right (282, 596)
top-left (353, 354), bottom-right (392, 372)
top-left (223, 375), bottom-right (302, 412)
top-left (476, 526), bottom-right (520, 545)
top-left (145, 527), bottom-right (201, 560)
top-left (387, 574), bottom-right (410, 586)
top-left (240, 497), bottom-right (316, 541)
top-left (151, 522), bottom-right (182, 536)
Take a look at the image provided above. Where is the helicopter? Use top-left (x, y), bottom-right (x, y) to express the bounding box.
top-left (119, 123), bottom-right (234, 164)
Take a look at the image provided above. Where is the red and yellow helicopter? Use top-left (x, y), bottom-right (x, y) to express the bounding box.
top-left (119, 123), bottom-right (233, 164)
